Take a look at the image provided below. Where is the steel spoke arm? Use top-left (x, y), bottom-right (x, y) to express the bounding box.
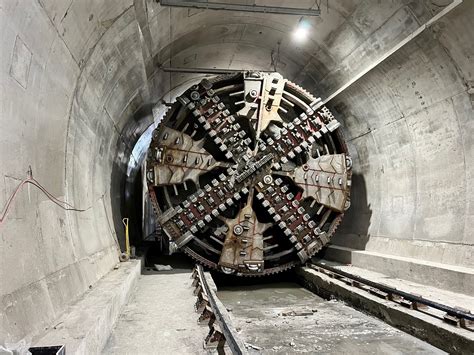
top-left (177, 79), bottom-right (252, 161)
top-left (158, 152), bottom-right (274, 249)
top-left (258, 106), bottom-right (341, 170)
top-left (147, 126), bottom-right (231, 187)
top-left (254, 176), bottom-right (328, 263)
top-left (287, 153), bottom-right (352, 213)
top-left (218, 203), bottom-right (268, 274)
top-left (158, 176), bottom-right (247, 248)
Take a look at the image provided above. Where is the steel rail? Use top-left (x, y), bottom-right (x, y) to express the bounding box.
top-left (159, 0), bottom-right (321, 16)
top-left (161, 66), bottom-right (275, 74)
top-left (196, 265), bottom-right (248, 354)
top-left (308, 262), bottom-right (474, 322)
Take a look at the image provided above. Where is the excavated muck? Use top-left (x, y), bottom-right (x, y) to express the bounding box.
top-left (146, 72), bottom-right (352, 276)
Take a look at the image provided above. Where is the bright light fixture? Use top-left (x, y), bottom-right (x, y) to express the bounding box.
top-left (292, 19), bottom-right (310, 42)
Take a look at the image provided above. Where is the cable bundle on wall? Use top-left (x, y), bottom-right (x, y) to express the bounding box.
top-left (0, 168), bottom-right (88, 227)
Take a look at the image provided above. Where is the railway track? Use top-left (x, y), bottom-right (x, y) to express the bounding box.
top-left (192, 265), bottom-right (248, 354)
top-left (190, 262), bottom-right (473, 354)
top-left (307, 262), bottom-right (474, 331)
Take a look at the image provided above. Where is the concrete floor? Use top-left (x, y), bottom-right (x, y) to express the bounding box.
top-left (218, 282), bottom-right (446, 354)
top-left (104, 268), bottom-right (208, 355)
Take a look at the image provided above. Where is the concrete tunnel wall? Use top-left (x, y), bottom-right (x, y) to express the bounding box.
top-left (0, 0), bottom-right (473, 344)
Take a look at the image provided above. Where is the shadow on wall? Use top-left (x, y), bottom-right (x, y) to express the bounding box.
top-left (110, 104), bottom-right (155, 252)
top-left (326, 173), bottom-right (373, 253)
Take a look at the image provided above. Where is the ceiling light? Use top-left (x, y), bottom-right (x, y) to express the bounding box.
top-left (293, 19), bottom-right (310, 42)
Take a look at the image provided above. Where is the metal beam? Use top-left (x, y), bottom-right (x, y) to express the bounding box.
top-left (159, 0), bottom-right (320, 16)
top-left (161, 66), bottom-right (275, 74)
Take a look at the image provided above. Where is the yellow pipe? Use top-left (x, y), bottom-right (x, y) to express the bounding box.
top-left (122, 218), bottom-right (130, 257)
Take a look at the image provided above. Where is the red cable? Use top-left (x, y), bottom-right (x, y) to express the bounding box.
top-left (0, 177), bottom-right (87, 227)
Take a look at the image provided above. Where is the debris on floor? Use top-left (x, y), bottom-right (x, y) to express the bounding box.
top-left (154, 264), bottom-right (173, 271)
top-left (279, 308), bottom-right (315, 316)
top-left (245, 342), bottom-right (263, 351)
